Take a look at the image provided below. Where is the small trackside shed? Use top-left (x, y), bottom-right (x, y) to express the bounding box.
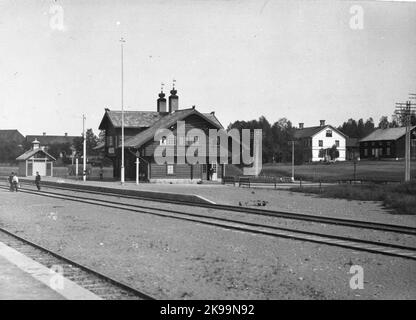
top-left (16, 140), bottom-right (56, 177)
top-left (359, 126), bottom-right (416, 159)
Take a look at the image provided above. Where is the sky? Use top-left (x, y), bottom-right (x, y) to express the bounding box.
top-left (0, 0), bottom-right (415, 136)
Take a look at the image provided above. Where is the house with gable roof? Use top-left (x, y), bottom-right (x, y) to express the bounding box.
top-left (98, 85), bottom-right (225, 182)
top-left (294, 120), bottom-right (347, 162)
top-left (359, 126), bottom-right (416, 159)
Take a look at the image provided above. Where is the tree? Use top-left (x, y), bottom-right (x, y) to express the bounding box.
top-left (0, 139), bottom-right (24, 163)
top-left (328, 145), bottom-right (340, 160)
top-left (73, 129), bottom-right (99, 157)
top-left (46, 142), bottom-right (72, 163)
top-left (378, 116), bottom-right (389, 129)
top-left (339, 118), bottom-right (375, 139)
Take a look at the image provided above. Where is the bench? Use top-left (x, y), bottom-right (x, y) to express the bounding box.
top-left (279, 177), bottom-right (293, 183)
top-left (222, 176), bottom-right (236, 186)
top-left (239, 177), bottom-right (251, 187)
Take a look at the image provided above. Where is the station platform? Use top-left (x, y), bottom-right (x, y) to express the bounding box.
top-left (0, 241), bottom-right (101, 300)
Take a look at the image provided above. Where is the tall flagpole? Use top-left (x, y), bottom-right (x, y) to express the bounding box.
top-left (83, 114), bottom-right (86, 182)
top-left (120, 37), bottom-right (125, 184)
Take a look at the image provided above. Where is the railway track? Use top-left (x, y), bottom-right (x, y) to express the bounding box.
top-left (20, 182), bottom-right (416, 236)
top-left (0, 226), bottom-right (155, 300)
top-left (3, 185), bottom-right (416, 261)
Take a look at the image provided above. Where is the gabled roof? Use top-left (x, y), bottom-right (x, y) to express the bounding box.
top-left (99, 110), bottom-right (165, 130)
top-left (203, 113), bottom-right (222, 128)
top-left (294, 125), bottom-right (347, 139)
top-left (124, 108), bottom-right (223, 148)
top-left (360, 126), bottom-right (416, 142)
top-left (16, 148), bottom-right (56, 161)
top-left (0, 129), bottom-right (25, 143)
top-left (26, 135), bottom-right (79, 145)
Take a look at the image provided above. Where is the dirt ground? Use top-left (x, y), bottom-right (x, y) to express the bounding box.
top-left (0, 189), bottom-right (415, 299)
top-left (22, 177), bottom-right (416, 227)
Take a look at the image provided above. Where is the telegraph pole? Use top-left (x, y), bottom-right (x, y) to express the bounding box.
top-left (120, 37), bottom-right (126, 184)
top-left (82, 114), bottom-right (86, 182)
top-left (395, 98), bottom-right (416, 182)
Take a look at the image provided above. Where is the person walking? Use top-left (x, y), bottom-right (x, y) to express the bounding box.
top-left (8, 172), bottom-right (13, 191)
top-left (12, 173), bottom-right (19, 192)
top-left (35, 172), bottom-right (41, 191)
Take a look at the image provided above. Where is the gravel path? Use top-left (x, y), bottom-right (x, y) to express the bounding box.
top-left (25, 177), bottom-right (416, 228)
top-left (0, 189), bottom-right (415, 299)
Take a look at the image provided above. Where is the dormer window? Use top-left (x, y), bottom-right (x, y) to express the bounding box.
top-left (326, 130), bottom-right (332, 137)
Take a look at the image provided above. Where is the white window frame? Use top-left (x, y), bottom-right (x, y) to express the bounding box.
top-left (167, 164), bottom-right (174, 175)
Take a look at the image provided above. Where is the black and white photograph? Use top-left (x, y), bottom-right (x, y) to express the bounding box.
top-left (0, 0), bottom-right (415, 308)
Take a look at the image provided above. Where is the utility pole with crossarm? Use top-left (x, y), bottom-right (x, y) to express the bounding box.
top-left (395, 96), bottom-right (416, 182)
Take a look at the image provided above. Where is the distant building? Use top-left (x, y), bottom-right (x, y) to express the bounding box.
top-left (98, 86), bottom-right (224, 182)
top-left (25, 132), bottom-right (79, 161)
top-left (0, 129), bottom-right (24, 144)
top-left (16, 139), bottom-right (56, 177)
top-left (346, 138), bottom-right (360, 160)
top-left (359, 126), bottom-right (416, 159)
top-left (25, 132), bottom-right (78, 146)
top-left (294, 120), bottom-right (347, 162)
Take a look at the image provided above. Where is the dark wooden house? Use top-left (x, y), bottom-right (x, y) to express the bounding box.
top-left (359, 126), bottom-right (416, 159)
top-left (98, 87), bottom-right (225, 182)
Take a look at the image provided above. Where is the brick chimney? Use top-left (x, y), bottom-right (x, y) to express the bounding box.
top-left (157, 87), bottom-right (167, 113)
top-left (168, 81), bottom-right (178, 113)
top-left (320, 120), bottom-right (325, 127)
top-left (65, 132), bottom-right (68, 137)
top-left (43, 132), bottom-right (46, 136)
top-left (299, 123), bottom-right (304, 129)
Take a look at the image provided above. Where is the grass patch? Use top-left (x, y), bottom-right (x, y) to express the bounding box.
top-left (291, 181), bottom-right (416, 215)
top-left (262, 160), bottom-right (416, 182)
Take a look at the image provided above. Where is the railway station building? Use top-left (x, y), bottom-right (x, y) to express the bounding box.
top-left (98, 86), bottom-right (226, 182)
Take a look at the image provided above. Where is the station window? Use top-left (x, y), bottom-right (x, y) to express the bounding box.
top-left (335, 140), bottom-right (339, 147)
top-left (167, 164), bottom-right (174, 175)
top-left (386, 147), bottom-right (391, 156)
top-left (319, 140), bottom-right (323, 147)
top-left (364, 149), bottom-right (368, 156)
top-left (107, 136), bottom-right (114, 147)
top-left (326, 130), bottom-right (332, 137)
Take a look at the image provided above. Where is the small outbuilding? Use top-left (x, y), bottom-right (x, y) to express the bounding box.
top-left (16, 140), bottom-right (56, 176)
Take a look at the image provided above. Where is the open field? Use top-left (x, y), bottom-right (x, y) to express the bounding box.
top-left (261, 160), bottom-right (416, 182)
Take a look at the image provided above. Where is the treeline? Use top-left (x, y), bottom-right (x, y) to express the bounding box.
top-left (227, 116), bottom-right (295, 163)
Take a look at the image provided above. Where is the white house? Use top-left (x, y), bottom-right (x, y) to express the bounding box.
top-left (294, 120), bottom-right (347, 162)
